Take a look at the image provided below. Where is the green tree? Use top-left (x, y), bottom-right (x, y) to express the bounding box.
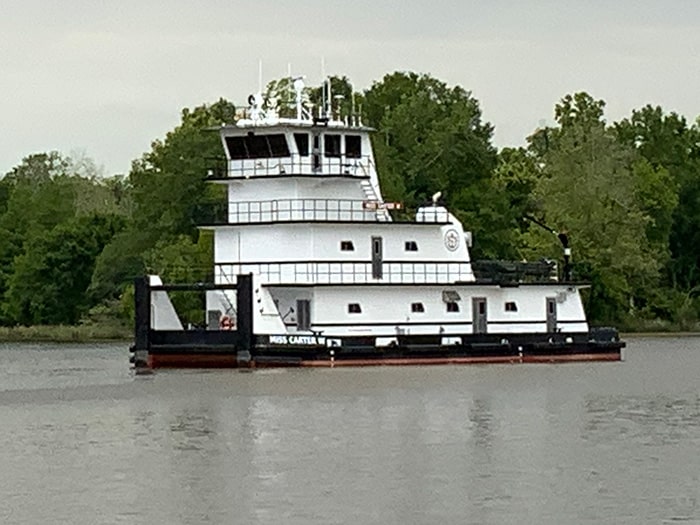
top-left (128, 98), bottom-right (234, 237)
top-left (492, 147), bottom-right (543, 258)
top-left (91, 99), bottom-right (234, 301)
top-left (529, 93), bottom-right (675, 323)
top-left (364, 72), bottom-right (512, 257)
top-left (615, 106), bottom-right (700, 291)
top-left (141, 233), bottom-right (214, 325)
top-left (4, 214), bottom-right (124, 325)
top-left (0, 152), bottom-right (127, 323)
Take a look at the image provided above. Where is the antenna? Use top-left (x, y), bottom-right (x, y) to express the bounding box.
top-left (321, 57), bottom-right (327, 118)
top-left (292, 76), bottom-right (305, 120)
top-left (258, 60), bottom-right (263, 95)
top-left (333, 94), bottom-right (344, 121)
top-left (351, 91), bottom-right (356, 126)
top-left (327, 78), bottom-right (332, 118)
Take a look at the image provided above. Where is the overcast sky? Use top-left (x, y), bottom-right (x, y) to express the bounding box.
top-left (2, 1), bottom-right (699, 176)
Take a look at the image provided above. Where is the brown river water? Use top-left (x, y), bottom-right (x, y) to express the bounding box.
top-left (0, 336), bottom-right (699, 524)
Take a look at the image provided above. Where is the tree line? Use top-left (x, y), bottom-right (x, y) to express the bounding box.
top-left (1, 72), bottom-right (699, 330)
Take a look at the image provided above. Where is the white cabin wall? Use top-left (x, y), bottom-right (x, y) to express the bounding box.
top-left (214, 223), bottom-right (472, 264)
top-left (480, 285), bottom-right (588, 333)
top-left (306, 284), bottom-right (588, 336)
top-left (214, 229), bottom-right (240, 263)
top-left (226, 178), bottom-right (368, 203)
top-left (215, 225), bottom-right (313, 263)
top-left (313, 285), bottom-right (455, 327)
top-left (267, 287), bottom-right (313, 331)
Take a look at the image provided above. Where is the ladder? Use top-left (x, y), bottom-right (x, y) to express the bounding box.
top-left (360, 180), bottom-right (391, 221)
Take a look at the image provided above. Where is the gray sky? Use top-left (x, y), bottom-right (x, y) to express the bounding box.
top-left (2, 0), bottom-right (699, 176)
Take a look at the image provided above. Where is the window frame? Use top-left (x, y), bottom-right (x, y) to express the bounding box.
top-left (345, 135), bottom-right (362, 158)
top-left (411, 302), bottom-right (425, 313)
top-left (446, 302), bottom-right (460, 313)
top-left (348, 303), bottom-right (362, 314)
top-left (324, 134), bottom-right (342, 158)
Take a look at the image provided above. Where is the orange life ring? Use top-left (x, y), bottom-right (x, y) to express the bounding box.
top-left (219, 315), bottom-right (234, 330)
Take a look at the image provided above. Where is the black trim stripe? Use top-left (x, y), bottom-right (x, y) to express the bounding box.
top-left (306, 319), bottom-right (586, 328)
top-left (216, 259), bottom-right (469, 265)
top-left (488, 319), bottom-right (586, 325)
top-left (203, 220), bottom-right (451, 228)
top-left (262, 282), bottom-right (590, 288)
top-left (207, 174), bottom-right (370, 182)
top-left (298, 320), bottom-right (473, 327)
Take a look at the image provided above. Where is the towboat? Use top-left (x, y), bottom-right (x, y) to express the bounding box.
top-left (130, 77), bottom-right (624, 368)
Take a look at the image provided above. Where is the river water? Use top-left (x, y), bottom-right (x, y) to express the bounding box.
top-left (0, 337), bottom-right (699, 524)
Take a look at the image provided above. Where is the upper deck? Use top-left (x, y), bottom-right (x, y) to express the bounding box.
top-left (214, 120), bottom-right (377, 180)
top-left (213, 77), bottom-right (381, 182)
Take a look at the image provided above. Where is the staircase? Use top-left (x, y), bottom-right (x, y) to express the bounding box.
top-left (360, 180), bottom-right (391, 221)
top-left (217, 272), bottom-right (237, 317)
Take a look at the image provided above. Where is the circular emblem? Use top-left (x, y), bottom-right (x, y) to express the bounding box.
top-left (444, 229), bottom-right (460, 251)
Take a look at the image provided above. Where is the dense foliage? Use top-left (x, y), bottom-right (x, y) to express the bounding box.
top-left (1, 73), bottom-right (699, 330)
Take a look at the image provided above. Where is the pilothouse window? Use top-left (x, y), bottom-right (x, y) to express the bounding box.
top-left (348, 303), bottom-right (362, 314)
top-left (324, 134), bottom-right (341, 157)
top-left (245, 135), bottom-right (270, 157)
top-left (405, 241), bottom-right (418, 252)
top-left (225, 134), bottom-right (290, 160)
top-left (345, 135), bottom-right (362, 158)
top-left (340, 241), bottom-right (355, 251)
top-left (294, 133), bottom-right (309, 156)
top-left (411, 302), bottom-right (425, 313)
top-left (226, 137), bottom-right (247, 159)
top-left (267, 134), bottom-right (289, 157)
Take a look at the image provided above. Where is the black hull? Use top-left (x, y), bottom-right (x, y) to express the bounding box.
top-left (131, 329), bottom-right (624, 369)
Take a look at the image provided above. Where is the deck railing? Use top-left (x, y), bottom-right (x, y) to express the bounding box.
top-left (215, 261), bottom-right (474, 285)
top-left (227, 198), bottom-right (380, 223)
top-left (210, 154), bottom-right (375, 179)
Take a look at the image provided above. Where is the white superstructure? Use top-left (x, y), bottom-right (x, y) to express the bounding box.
top-left (204, 78), bottom-right (589, 342)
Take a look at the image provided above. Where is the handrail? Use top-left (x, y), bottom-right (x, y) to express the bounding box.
top-left (227, 198), bottom-right (380, 223)
top-left (215, 261), bottom-right (474, 285)
top-left (219, 153), bottom-right (375, 179)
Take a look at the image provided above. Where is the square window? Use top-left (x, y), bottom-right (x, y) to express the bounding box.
top-left (340, 240), bottom-right (355, 251)
top-left (446, 302), bottom-right (459, 312)
top-left (348, 303), bottom-right (362, 314)
top-left (404, 241), bottom-right (418, 252)
top-left (324, 134), bottom-right (341, 157)
top-left (294, 133), bottom-right (309, 156)
top-left (345, 135), bottom-right (362, 158)
top-left (505, 302), bottom-right (518, 312)
top-left (411, 302), bottom-right (425, 313)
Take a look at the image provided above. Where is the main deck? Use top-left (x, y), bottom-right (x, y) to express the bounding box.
top-left (130, 276), bottom-right (624, 369)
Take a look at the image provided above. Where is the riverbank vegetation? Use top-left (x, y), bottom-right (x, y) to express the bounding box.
top-left (1, 72), bottom-right (699, 335)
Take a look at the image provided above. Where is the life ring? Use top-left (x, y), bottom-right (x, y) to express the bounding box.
top-left (219, 315), bottom-right (234, 330)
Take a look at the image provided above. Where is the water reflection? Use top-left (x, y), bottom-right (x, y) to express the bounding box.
top-left (2, 340), bottom-right (700, 523)
top-left (169, 410), bottom-right (218, 451)
top-left (469, 398), bottom-right (494, 448)
top-left (584, 394), bottom-right (700, 446)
